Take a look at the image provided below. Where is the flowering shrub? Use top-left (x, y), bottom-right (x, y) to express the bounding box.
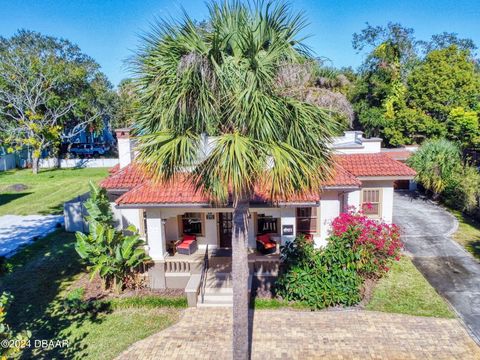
top-left (276, 235), bottom-right (362, 309)
top-left (276, 207), bottom-right (403, 310)
top-left (330, 206), bottom-right (402, 278)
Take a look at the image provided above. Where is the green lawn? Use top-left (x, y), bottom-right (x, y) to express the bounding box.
top-left (449, 209), bottom-right (480, 260)
top-left (0, 230), bottom-right (184, 360)
top-left (366, 256), bottom-right (454, 318)
top-left (0, 167), bottom-right (109, 215)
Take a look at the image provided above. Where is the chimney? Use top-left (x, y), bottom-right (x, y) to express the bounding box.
top-left (115, 128), bottom-right (134, 169)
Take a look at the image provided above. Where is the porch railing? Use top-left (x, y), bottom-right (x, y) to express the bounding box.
top-left (199, 244), bottom-right (209, 303)
top-left (165, 259), bottom-right (191, 273)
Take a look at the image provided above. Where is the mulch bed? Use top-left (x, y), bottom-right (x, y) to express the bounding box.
top-left (71, 273), bottom-right (184, 302)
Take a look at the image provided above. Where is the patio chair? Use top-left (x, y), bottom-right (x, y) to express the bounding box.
top-left (176, 234), bottom-right (198, 255)
top-left (256, 233), bottom-right (277, 255)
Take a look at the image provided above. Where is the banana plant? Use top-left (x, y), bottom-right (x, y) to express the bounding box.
top-left (76, 184), bottom-right (151, 293)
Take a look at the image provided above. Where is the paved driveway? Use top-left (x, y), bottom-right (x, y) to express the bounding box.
top-left (117, 308), bottom-right (480, 359)
top-left (393, 192), bottom-right (480, 344)
top-left (0, 215), bottom-right (63, 256)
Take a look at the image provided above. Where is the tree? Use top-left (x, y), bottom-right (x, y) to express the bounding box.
top-left (0, 30), bottom-right (114, 173)
top-left (133, 1), bottom-right (338, 358)
top-left (446, 107), bottom-right (480, 149)
top-left (407, 139), bottom-right (462, 199)
top-left (419, 32), bottom-right (477, 55)
top-left (351, 23), bottom-right (418, 145)
top-left (276, 61), bottom-right (354, 130)
top-left (111, 78), bottom-right (140, 129)
top-left (407, 45), bottom-right (480, 122)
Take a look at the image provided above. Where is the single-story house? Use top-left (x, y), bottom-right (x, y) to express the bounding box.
top-left (100, 129), bottom-right (415, 306)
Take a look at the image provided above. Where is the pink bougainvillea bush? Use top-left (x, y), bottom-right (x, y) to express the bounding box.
top-left (330, 205), bottom-right (403, 279)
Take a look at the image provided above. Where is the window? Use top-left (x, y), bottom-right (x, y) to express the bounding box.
top-left (181, 212), bottom-right (203, 235)
top-left (296, 207), bottom-right (317, 233)
top-left (257, 214), bottom-right (278, 234)
top-left (361, 189), bottom-right (381, 216)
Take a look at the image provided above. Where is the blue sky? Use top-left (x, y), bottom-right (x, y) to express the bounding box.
top-left (1, 0), bottom-right (479, 86)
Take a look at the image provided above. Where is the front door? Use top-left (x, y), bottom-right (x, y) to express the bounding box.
top-left (218, 212), bottom-right (233, 248)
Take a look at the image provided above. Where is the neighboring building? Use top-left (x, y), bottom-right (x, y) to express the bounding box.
top-left (100, 129), bottom-right (415, 306)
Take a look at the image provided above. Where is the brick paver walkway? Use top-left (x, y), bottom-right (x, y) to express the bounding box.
top-left (117, 308), bottom-right (480, 359)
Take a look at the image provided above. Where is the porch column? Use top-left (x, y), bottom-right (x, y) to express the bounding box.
top-left (146, 208), bottom-right (167, 260)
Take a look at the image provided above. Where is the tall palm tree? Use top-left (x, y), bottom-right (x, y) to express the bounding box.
top-left (133, 1), bottom-right (338, 358)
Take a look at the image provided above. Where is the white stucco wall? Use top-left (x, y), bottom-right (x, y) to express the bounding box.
top-left (120, 208), bottom-right (141, 230)
top-left (347, 190), bottom-right (361, 209)
top-left (319, 191), bottom-right (341, 246)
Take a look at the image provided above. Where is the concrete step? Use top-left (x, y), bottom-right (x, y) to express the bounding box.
top-left (197, 302), bottom-right (233, 308)
top-left (203, 293), bottom-right (233, 302)
top-left (205, 287), bottom-right (233, 294)
top-left (198, 295), bottom-right (233, 307)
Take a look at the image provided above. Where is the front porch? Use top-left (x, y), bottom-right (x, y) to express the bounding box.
top-left (149, 247), bottom-right (280, 307)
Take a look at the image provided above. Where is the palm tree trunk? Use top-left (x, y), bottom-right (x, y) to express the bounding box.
top-left (231, 198), bottom-right (250, 360)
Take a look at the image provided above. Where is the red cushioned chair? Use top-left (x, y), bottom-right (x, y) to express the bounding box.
top-left (176, 234), bottom-right (198, 255)
top-left (256, 233), bottom-right (277, 255)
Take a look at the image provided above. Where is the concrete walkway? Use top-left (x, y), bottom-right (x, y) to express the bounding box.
top-left (0, 215), bottom-right (63, 256)
top-left (393, 191), bottom-right (480, 344)
top-left (117, 308), bottom-right (480, 359)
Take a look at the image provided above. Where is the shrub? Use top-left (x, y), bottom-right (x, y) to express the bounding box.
top-left (407, 138), bottom-right (462, 199)
top-left (408, 138), bottom-right (480, 213)
top-left (444, 165), bottom-right (480, 213)
top-left (330, 207), bottom-right (402, 278)
top-left (276, 209), bottom-right (402, 309)
top-left (276, 235), bottom-right (362, 309)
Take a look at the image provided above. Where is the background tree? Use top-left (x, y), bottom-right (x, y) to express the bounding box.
top-left (351, 24), bottom-right (480, 149)
top-left (407, 45), bottom-right (480, 123)
top-left (0, 30), bottom-right (115, 173)
top-left (111, 78), bottom-right (140, 129)
top-left (419, 32), bottom-right (477, 55)
top-left (276, 61), bottom-right (354, 130)
top-left (350, 23), bottom-right (419, 145)
top-left (133, 2), bottom-right (338, 358)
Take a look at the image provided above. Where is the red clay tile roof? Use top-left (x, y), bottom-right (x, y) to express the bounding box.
top-left (116, 177), bottom-right (322, 206)
top-left (108, 164), bottom-right (120, 174)
top-left (335, 153), bottom-right (416, 177)
top-left (382, 150), bottom-right (414, 161)
top-left (116, 178), bottom-right (209, 205)
top-left (101, 164), bottom-right (149, 190)
top-left (107, 154), bottom-right (415, 205)
top-left (322, 164), bottom-right (362, 187)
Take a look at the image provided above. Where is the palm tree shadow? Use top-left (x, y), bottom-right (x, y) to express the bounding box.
top-left (248, 309), bottom-right (254, 359)
top-left (0, 230), bottom-right (111, 359)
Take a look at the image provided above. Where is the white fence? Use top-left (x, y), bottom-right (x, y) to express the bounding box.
top-left (0, 154), bottom-right (16, 171)
top-left (39, 158), bottom-right (118, 169)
